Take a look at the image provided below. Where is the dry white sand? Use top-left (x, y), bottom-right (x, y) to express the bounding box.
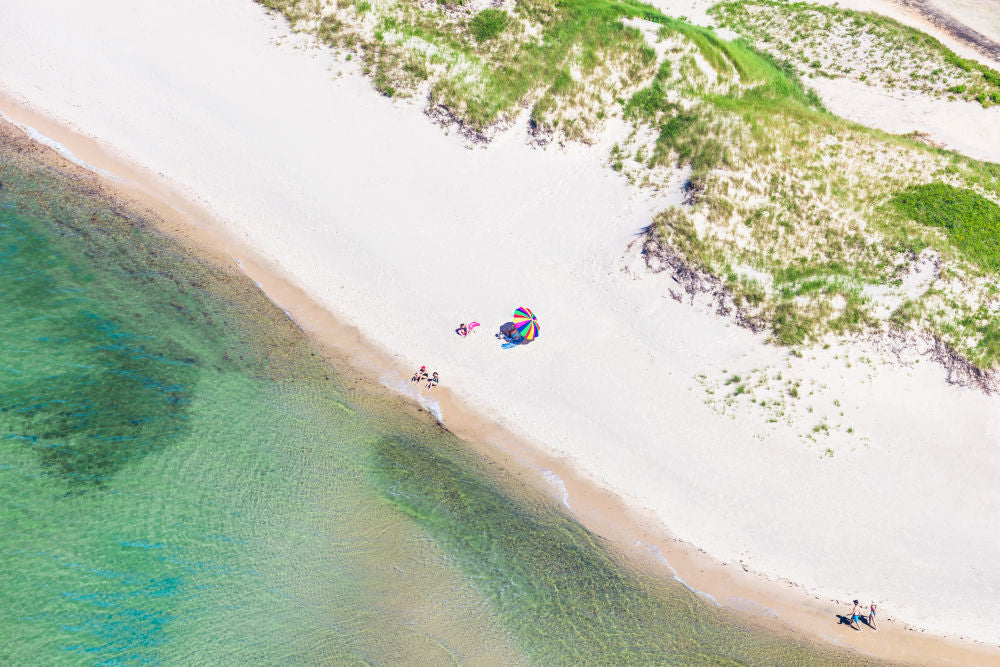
top-left (808, 76), bottom-right (1000, 163)
top-left (2, 0), bottom-right (1000, 649)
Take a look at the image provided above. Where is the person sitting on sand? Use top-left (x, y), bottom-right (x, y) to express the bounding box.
top-left (868, 602), bottom-right (878, 631)
top-left (455, 323), bottom-right (468, 336)
top-left (426, 371), bottom-right (439, 389)
top-left (497, 322), bottom-right (521, 343)
top-left (849, 600), bottom-right (863, 631)
top-left (412, 365), bottom-right (428, 382)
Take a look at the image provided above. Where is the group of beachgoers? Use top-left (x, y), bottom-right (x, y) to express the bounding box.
top-left (409, 322), bottom-right (476, 390)
top-left (411, 317), bottom-right (532, 391)
top-left (458, 319), bottom-right (528, 344)
top-left (411, 366), bottom-right (439, 389)
top-left (847, 600), bottom-right (877, 632)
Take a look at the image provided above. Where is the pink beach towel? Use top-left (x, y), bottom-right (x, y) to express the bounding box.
top-left (457, 321), bottom-right (481, 337)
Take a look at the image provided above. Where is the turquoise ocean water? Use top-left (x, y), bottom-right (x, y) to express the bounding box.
top-left (0, 138), bottom-right (873, 664)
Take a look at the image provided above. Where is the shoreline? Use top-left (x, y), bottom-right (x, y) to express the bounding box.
top-left (3, 96), bottom-right (997, 665)
top-left (2, 0), bottom-right (1000, 657)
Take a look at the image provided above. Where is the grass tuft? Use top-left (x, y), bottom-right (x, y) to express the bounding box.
top-left (469, 9), bottom-right (509, 42)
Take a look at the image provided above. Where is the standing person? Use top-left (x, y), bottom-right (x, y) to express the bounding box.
top-left (849, 600), bottom-right (863, 631)
top-left (868, 602), bottom-right (878, 630)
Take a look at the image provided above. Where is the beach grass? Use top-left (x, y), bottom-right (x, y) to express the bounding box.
top-left (260, 0), bottom-right (1000, 371)
top-left (710, 0), bottom-right (1000, 106)
top-left (891, 183), bottom-right (1000, 272)
top-left (469, 9), bottom-right (509, 41)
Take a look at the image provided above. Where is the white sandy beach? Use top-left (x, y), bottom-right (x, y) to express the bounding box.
top-left (2, 0), bottom-right (1000, 654)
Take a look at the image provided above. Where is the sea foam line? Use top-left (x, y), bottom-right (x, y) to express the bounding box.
top-left (1, 110), bottom-right (117, 180)
top-left (636, 540), bottom-right (721, 607)
top-left (540, 469), bottom-right (572, 510)
top-left (380, 373), bottom-right (444, 422)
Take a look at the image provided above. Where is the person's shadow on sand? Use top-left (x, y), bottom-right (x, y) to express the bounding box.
top-left (836, 614), bottom-right (873, 630)
top-left (836, 615), bottom-right (858, 630)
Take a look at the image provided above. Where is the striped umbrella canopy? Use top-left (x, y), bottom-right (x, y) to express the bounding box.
top-left (512, 306), bottom-right (539, 341)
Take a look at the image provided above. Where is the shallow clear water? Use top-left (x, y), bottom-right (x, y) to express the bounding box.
top-left (0, 142), bottom-right (872, 664)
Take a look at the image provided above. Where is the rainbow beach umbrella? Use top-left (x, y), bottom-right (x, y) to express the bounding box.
top-left (512, 306), bottom-right (540, 341)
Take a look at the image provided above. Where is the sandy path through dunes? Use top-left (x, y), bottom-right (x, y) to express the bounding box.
top-left (809, 77), bottom-right (1000, 163)
top-left (2, 0), bottom-right (1000, 649)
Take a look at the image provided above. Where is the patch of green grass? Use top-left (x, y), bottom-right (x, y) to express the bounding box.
top-left (974, 319), bottom-right (1000, 367)
top-left (469, 8), bottom-right (509, 41)
top-left (772, 302), bottom-right (811, 346)
top-left (656, 59), bottom-right (672, 81)
top-left (712, 0), bottom-right (1000, 106)
top-left (891, 183), bottom-right (1000, 272)
top-left (624, 82), bottom-right (668, 120)
top-left (653, 109), bottom-right (730, 184)
top-left (551, 68), bottom-right (575, 95)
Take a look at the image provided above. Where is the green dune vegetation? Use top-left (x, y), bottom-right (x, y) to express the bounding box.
top-left (259, 0), bottom-right (1000, 372)
top-left (710, 0), bottom-right (1000, 106)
